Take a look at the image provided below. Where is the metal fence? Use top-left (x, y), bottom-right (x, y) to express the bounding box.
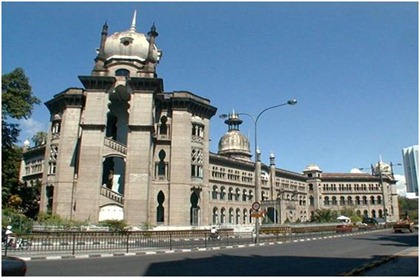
top-left (2, 225), bottom-right (388, 257)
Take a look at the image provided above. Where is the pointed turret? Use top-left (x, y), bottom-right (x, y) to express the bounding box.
top-left (93, 21), bottom-right (109, 74)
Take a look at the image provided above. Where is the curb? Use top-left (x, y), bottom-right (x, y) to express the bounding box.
top-left (339, 255), bottom-right (397, 276)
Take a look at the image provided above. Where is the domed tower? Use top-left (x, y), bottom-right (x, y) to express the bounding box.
top-left (41, 11), bottom-right (217, 227)
top-left (93, 10), bottom-right (162, 78)
top-left (218, 112), bottom-right (251, 161)
top-left (373, 161), bottom-right (393, 177)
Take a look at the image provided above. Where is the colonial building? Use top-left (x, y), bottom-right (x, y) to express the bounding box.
top-left (19, 13), bottom-right (400, 228)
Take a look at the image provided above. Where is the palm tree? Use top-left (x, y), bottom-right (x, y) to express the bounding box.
top-left (312, 209), bottom-right (338, 223)
top-left (31, 131), bottom-right (47, 147)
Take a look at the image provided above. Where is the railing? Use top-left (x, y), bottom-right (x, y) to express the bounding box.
top-left (2, 225), bottom-right (390, 257)
top-left (100, 186), bottom-right (124, 204)
top-left (104, 137), bottom-right (127, 154)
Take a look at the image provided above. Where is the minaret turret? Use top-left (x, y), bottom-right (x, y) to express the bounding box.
top-left (147, 23), bottom-right (159, 62)
top-left (93, 21), bottom-right (109, 74)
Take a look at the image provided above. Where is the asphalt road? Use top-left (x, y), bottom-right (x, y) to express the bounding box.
top-left (26, 230), bottom-right (417, 276)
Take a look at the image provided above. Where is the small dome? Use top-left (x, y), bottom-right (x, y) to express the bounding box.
top-left (23, 139), bottom-right (30, 147)
top-left (53, 114), bottom-right (61, 121)
top-left (218, 130), bottom-right (251, 159)
top-left (304, 164), bottom-right (322, 172)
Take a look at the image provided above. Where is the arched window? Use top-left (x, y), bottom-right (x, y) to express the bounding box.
top-left (371, 210), bottom-right (376, 218)
top-left (363, 210), bottom-right (368, 218)
top-left (115, 69), bottom-right (130, 77)
top-left (236, 208), bottom-right (241, 224)
top-left (243, 209), bottom-right (248, 224)
top-left (157, 150), bottom-right (166, 176)
top-left (242, 189), bottom-right (247, 202)
top-left (228, 187), bottom-right (234, 201)
top-left (220, 186), bottom-right (226, 200)
top-left (212, 186), bottom-right (218, 200)
top-left (362, 196), bottom-right (368, 205)
top-left (229, 208), bottom-right (234, 224)
top-left (159, 116), bottom-right (168, 136)
top-left (212, 207), bottom-right (219, 225)
top-left (156, 191), bottom-right (165, 223)
top-left (220, 208), bottom-right (226, 224)
top-left (235, 188), bottom-right (240, 201)
top-left (309, 196), bottom-right (314, 206)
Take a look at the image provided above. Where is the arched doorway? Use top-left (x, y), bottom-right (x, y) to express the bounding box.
top-left (190, 190), bottom-right (200, 226)
top-left (267, 207), bottom-right (278, 224)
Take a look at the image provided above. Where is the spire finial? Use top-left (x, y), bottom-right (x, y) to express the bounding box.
top-left (130, 10), bottom-right (137, 32)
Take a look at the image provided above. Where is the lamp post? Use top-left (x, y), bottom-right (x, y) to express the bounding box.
top-left (219, 98), bottom-right (297, 244)
top-left (359, 161), bottom-right (401, 222)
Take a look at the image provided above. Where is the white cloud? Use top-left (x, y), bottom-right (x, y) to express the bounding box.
top-left (19, 118), bottom-right (47, 144)
top-left (394, 174), bottom-right (407, 197)
top-left (350, 168), bottom-right (364, 173)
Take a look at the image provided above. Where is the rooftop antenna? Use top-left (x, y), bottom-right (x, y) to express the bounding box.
top-left (130, 10), bottom-right (137, 32)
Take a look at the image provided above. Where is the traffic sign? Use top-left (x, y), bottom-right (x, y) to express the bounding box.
top-left (251, 201), bottom-right (260, 211)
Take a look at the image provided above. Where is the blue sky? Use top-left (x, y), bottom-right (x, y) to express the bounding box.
top-left (2, 1), bottom-right (418, 177)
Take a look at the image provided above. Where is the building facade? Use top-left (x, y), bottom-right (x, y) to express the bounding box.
top-left (19, 14), bottom-right (400, 228)
top-left (402, 145), bottom-right (419, 198)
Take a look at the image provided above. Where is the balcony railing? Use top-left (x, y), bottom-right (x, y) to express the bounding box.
top-left (100, 186), bottom-right (124, 204)
top-left (104, 137), bottom-right (127, 155)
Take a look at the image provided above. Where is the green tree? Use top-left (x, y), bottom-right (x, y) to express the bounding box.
top-left (2, 68), bottom-right (41, 215)
top-left (311, 209), bottom-right (339, 223)
top-left (398, 196), bottom-right (418, 220)
top-left (340, 207), bottom-right (363, 223)
top-left (31, 131), bottom-right (47, 147)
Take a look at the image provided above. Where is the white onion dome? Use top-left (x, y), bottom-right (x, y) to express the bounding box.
top-left (218, 112), bottom-right (251, 160)
top-left (102, 11), bottom-right (160, 63)
top-left (218, 130), bottom-right (251, 156)
top-left (103, 30), bottom-right (159, 63)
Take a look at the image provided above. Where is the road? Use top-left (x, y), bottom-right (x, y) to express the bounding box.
top-left (26, 230), bottom-right (417, 276)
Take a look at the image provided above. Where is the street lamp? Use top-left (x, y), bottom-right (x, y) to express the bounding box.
top-left (359, 161), bottom-right (401, 222)
top-left (219, 98), bottom-right (297, 244)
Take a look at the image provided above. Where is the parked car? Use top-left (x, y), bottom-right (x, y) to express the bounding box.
top-left (374, 218), bottom-right (386, 226)
top-left (362, 217), bottom-right (386, 226)
top-left (2, 256), bottom-right (27, 276)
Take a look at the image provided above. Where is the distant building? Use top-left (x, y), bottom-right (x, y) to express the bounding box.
top-left (402, 145), bottom-right (419, 198)
top-left (19, 12), bottom-right (400, 228)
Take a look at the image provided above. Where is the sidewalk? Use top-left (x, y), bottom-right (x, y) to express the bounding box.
top-left (359, 247), bottom-right (418, 276)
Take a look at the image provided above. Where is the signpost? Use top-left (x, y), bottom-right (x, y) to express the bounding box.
top-left (251, 202), bottom-right (264, 244)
